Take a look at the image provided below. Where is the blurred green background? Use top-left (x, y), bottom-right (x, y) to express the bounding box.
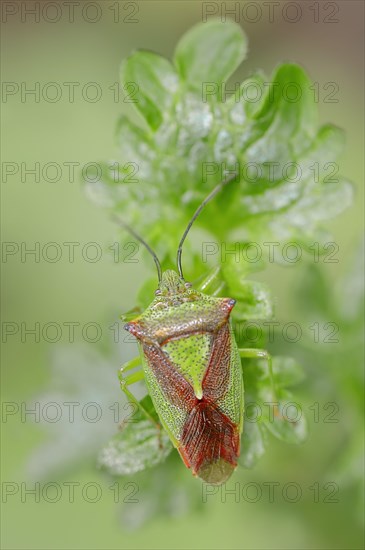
top-left (1, 1), bottom-right (364, 549)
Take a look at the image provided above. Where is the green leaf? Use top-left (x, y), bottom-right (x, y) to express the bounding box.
top-left (120, 306), bottom-right (142, 323)
top-left (243, 355), bottom-right (307, 446)
top-left (233, 280), bottom-right (273, 321)
top-left (98, 419), bottom-right (172, 476)
top-left (87, 25), bottom-right (352, 258)
top-left (227, 71), bottom-right (267, 120)
top-left (264, 392), bottom-right (308, 445)
top-left (221, 250), bottom-right (266, 282)
top-left (272, 356), bottom-right (306, 388)
top-left (222, 260), bottom-right (273, 320)
top-left (245, 64), bottom-right (317, 159)
top-left (174, 20), bottom-right (247, 96)
top-left (114, 115), bottom-right (156, 175)
top-left (120, 51), bottom-right (178, 129)
top-left (239, 420), bottom-right (268, 469)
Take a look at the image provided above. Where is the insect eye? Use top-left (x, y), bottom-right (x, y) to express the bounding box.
top-left (155, 289), bottom-right (162, 296)
top-left (184, 282), bottom-right (192, 289)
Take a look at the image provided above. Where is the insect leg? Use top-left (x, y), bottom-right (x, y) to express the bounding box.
top-left (118, 357), bottom-right (161, 429)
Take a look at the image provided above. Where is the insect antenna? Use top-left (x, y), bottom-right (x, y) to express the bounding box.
top-left (176, 173), bottom-right (238, 280)
top-left (112, 214), bottom-right (162, 284)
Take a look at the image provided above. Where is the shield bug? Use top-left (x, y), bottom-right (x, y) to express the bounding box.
top-left (117, 175), bottom-right (275, 485)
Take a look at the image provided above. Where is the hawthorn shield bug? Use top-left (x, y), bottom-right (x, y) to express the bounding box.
top-left (117, 175), bottom-right (274, 485)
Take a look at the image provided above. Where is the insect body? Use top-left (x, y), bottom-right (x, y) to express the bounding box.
top-left (117, 175), bottom-right (274, 485)
top-left (125, 269), bottom-right (243, 484)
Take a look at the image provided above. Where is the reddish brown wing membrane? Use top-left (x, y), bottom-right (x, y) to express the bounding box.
top-left (178, 322), bottom-right (241, 484)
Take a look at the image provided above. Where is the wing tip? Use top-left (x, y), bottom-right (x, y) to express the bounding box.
top-left (197, 458), bottom-right (237, 485)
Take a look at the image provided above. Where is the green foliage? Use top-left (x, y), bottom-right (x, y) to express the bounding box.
top-left (89, 20), bottom-right (353, 482)
top-left (174, 20), bottom-right (247, 92)
top-left (240, 355), bottom-right (307, 468)
top-left (98, 417), bottom-right (172, 476)
top-left (85, 20), bottom-right (352, 274)
top-left (88, 19), bottom-right (345, 487)
top-left (28, 20), bottom-right (355, 527)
